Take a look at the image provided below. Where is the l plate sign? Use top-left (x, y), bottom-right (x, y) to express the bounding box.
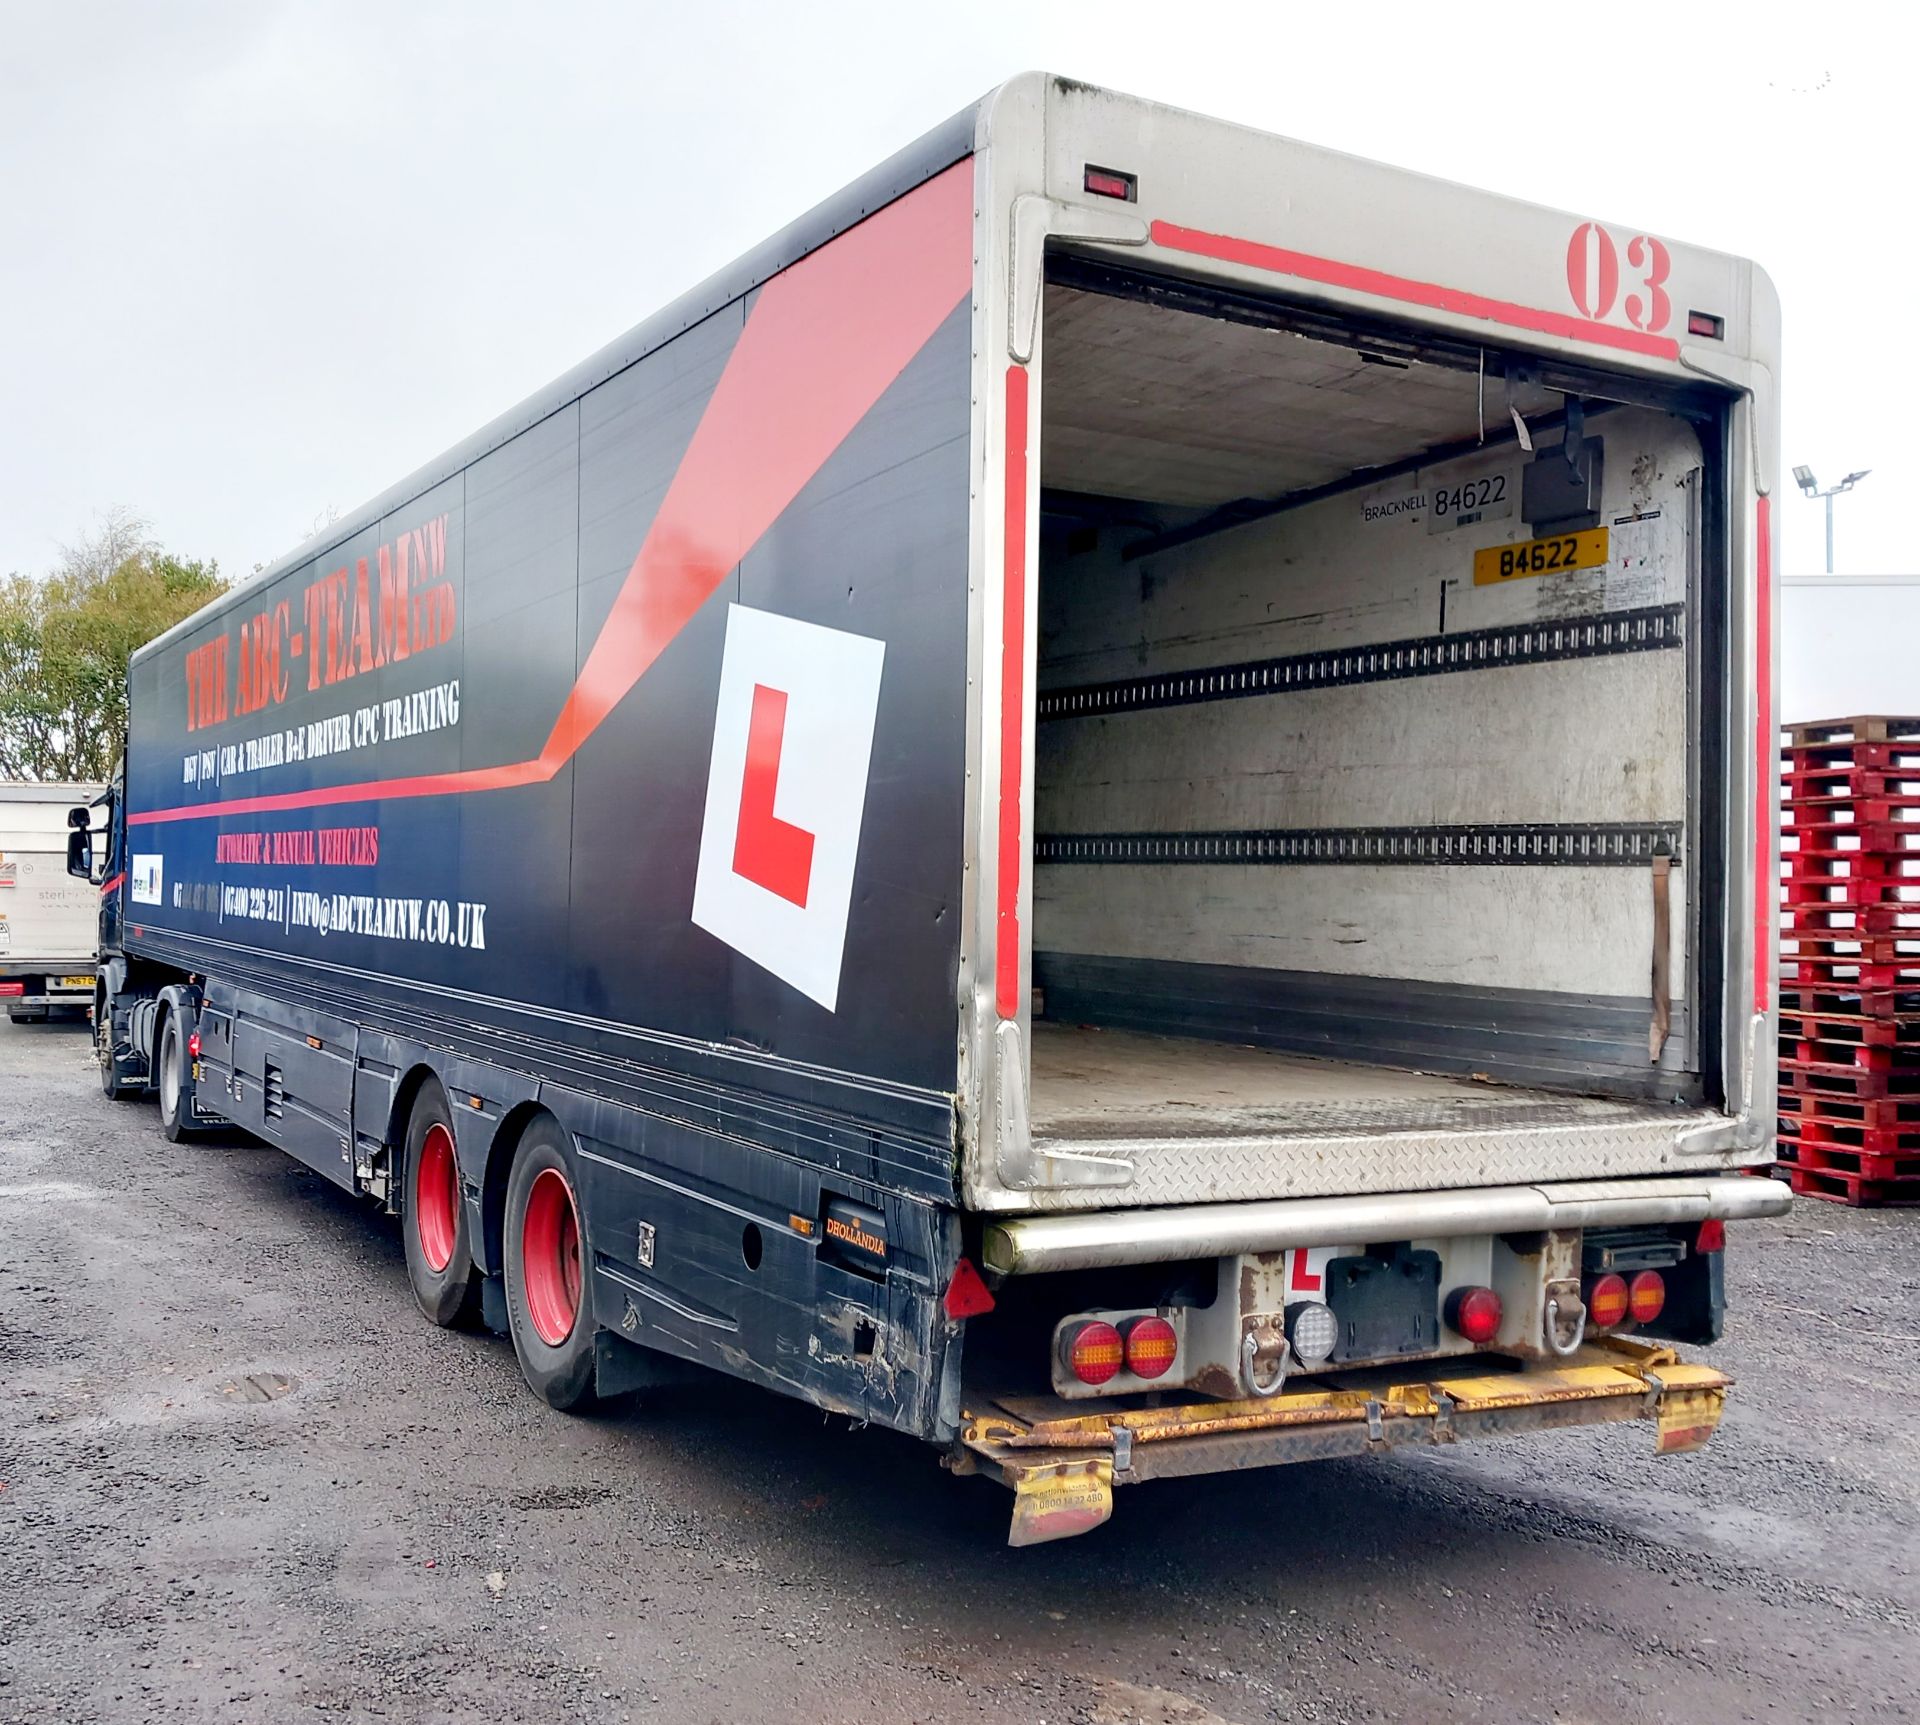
top-left (692, 604), bottom-right (885, 1011)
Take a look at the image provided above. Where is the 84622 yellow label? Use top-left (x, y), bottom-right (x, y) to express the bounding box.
top-left (1472, 526), bottom-right (1610, 586)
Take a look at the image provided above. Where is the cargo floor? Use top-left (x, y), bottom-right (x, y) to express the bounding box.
top-left (1021, 1022), bottom-right (1727, 1210)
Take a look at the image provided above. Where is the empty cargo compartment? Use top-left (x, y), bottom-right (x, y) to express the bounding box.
top-left (1023, 261), bottom-right (1729, 1205)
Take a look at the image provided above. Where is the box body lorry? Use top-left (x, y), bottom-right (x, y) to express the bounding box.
top-left (2, 782), bottom-right (104, 1021)
top-left (78, 74), bottom-right (1786, 1543)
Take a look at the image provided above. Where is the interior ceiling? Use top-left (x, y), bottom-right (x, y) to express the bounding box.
top-left (1040, 285), bottom-right (1567, 510)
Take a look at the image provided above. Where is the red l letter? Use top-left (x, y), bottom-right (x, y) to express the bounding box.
top-left (733, 684), bottom-right (815, 907)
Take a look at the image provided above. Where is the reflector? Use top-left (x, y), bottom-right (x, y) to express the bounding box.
top-left (1695, 1218), bottom-right (1726, 1254)
top-left (942, 1256), bottom-right (996, 1320)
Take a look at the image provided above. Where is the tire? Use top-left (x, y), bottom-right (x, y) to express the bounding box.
top-left (97, 1007), bottom-right (137, 1100)
top-left (157, 1015), bottom-right (198, 1142)
top-left (96, 994), bottom-right (142, 1100)
top-left (401, 1086), bottom-right (480, 1328)
top-left (503, 1118), bottom-right (598, 1412)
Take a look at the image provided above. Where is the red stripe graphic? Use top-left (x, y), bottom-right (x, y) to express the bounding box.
top-left (1151, 219), bottom-right (1683, 362)
top-left (99, 872), bottom-right (126, 896)
top-left (995, 363), bottom-right (1030, 1021)
top-left (1753, 494), bottom-right (1773, 1015)
top-left (133, 160), bottom-right (974, 828)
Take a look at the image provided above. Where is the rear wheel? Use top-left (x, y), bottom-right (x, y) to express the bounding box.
top-left (96, 991), bottom-right (142, 1100)
top-left (401, 1086), bottom-right (479, 1328)
top-left (157, 1016), bottom-right (197, 1141)
top-left (504, 1119), bottom-right (597, 1411)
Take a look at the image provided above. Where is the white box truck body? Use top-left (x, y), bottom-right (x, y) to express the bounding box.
top-left (1, 783), bottom-right (104, 1021)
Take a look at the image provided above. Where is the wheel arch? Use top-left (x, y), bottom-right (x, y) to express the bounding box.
top-left (480, 1099), bottom-right (560, 1278)
top-left (386, 1062), bottom-right (445, 1164)
top-left (385, 1061), bottom-right (468, 1228)
top-left (94, 955), bottom-right (128, 1025)
top-left (150, 980), bottom-right (202, 1062)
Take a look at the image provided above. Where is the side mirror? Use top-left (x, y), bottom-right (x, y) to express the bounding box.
top-left (67, 828), bottom-right (94, 881)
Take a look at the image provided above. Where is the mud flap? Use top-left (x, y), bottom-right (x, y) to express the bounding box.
top-left (1653, 1380), bottom-right (1726, 1454)
top-left (1007, 1457), bottom-right (1113, 1547)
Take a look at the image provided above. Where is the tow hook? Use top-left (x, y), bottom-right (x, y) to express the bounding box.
top-left (1240, 1320), bottom-right (1291, 1397)
top-left (1543, 1279), bottom-right (1587, 1356)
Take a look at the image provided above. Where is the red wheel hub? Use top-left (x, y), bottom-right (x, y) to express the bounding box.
top-left (522, 1167), bottom-right (583, 1346)
top-left (415, 1122), bottom-right (459, 1274)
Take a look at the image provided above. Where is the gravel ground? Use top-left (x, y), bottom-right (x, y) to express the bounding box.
top-left (1, 1013), bottom-right (1915, 1725)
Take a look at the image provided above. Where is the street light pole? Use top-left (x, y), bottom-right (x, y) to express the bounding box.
top-left (1793, 465), bottom-right (1872, 575)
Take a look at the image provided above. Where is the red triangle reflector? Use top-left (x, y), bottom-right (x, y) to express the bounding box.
top-left (943, 1256), bottom-right (996, 1320)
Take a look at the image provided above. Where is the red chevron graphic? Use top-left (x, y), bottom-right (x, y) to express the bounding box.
top-left (133, 158), bottom-right (973, 827)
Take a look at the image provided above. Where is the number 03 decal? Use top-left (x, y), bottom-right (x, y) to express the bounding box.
top-left (1624, 233), bottom-right (1671, 332)
top-left (1566, 222), bottom-right (1672, 334)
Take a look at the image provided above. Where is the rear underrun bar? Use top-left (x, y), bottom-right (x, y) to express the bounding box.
top-left (983, 1174), bottom-right (1789, 1275)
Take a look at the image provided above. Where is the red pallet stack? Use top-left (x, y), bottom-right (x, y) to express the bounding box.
top-left (1778, 715), bottom-right (1920, 1205)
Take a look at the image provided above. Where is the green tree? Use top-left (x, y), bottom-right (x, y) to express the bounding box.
top-left (0, 510), bottom-right (226, 782)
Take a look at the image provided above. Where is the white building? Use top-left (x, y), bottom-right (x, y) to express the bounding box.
top-left (1781, 575), bottom-right (1920, 725)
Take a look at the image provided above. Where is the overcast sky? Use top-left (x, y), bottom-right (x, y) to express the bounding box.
top-left (2, 1), bottom-right (1908, 582)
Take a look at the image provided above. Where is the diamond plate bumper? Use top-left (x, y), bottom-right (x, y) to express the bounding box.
top-left (1008, 1106), bottom-right (1765, 1211)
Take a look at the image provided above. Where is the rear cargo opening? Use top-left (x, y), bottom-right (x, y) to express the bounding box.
top-left (1025, 261), bottom-right (1728, 1202)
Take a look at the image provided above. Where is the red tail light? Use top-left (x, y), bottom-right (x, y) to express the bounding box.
top-left (0, 982), bottom-right (23, 998)
top-left (1628, 1269), bottom-right (1666, 1323)
top-left (1443, 1285), bottom-right (1503, 1344)
top-left (1694, 1219), bottom-right (1726, 1254)
top-left (1122, 1315), bottom-right (1178, 1380)
top-left (187, 1030), bottom-right (202, 1059)
top-left (1062, 1320), bottom-right (1123, 1387)
top-left (1586, 1273), bottom-right (1629, 1329)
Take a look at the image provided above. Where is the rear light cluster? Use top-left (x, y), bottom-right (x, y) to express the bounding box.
top-left (1064, 1320), bottom-right (1123, 1386)
top-left (0, 982), bottom-right (24, 998)
top-left (1585, 1268), bottom-right (1665, 1331)
top-left (1587, 1272), bottom-right (1630, 1327)
top-left (1122, 1315), bottom-right (1178, 1380)
top-left (1060, 1314), bottom-right (1179, 1388)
